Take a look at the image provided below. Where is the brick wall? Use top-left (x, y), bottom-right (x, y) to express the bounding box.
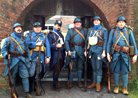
top-left (0, 0), bottom-right (136, 88)
top-left (54, 17), bottom-right (75, 32)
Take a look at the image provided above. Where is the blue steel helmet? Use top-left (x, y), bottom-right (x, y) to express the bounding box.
top-left (117, 16), bottom-right (126, 23)
top-left (93, 16), bottom-right (102, 22)
top-left (74, 18), bottom-right (82, 23)
top-left (13, 23), bottom-right (22, 29)
top-left (33, 22), bottom-right (41, 27)
top-left (54, 20), bottom-right (62, 27)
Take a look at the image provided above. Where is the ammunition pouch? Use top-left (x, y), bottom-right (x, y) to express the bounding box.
top-left (69, 42), bottom-right (85, 48)
top-left (122, 46), bottom-right (129, 53)
top-left (114, 45), bottom-right (121, 52)
top-left (98, 40), bottom-right (104, 46)
top-left (10, 51), bottom-right (28, 58)
top-left (34, 46), bottom-right (45, 53)
top-left (114, 45), bottom-right (129, 53)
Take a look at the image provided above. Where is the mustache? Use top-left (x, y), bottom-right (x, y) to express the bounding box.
top-left (17, 29), bottom-right (21, 31)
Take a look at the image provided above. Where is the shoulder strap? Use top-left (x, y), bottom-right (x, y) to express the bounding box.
top-left (70, 29), bottom-right (78, 42)
top-left (97, 29), bottom-right (103, 40)
top-left (11, 37), bottom-right (25, 53)
top-left (9, 36), bottom-right (11, 45)
top-left (52, 31), bottom-right (56, 41)
top-left (100, 29), bottom-right (102, 37)
top-left (31, 33), bottom-right (33, 41)
top-left (73, 27), bottom-right (85, 41)
top-left (113, 33), bottom-right (122, 49)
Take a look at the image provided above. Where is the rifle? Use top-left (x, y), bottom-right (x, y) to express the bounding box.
top-left (36, 41), bottom-right (43, 96)
top-left (55, 48), bottom-right (61, 89)
top-left (107, 27), bottom-right (116, 93)
top-left (7, 37), bottom-right (18, 98)
top-left (67, 59), bottom-right (73, 89)
top-left (84, 49), bottom-right (88, 91)
top-left (107, 62), bottom-right (111, 92)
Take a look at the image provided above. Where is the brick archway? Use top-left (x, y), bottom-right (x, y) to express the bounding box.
top-left (0, 0), bottom-right (135, 36)
top-left (0, 0), bottom-right (135, 87)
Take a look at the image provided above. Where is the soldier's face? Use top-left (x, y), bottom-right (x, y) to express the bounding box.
top-left (54, 24), bottom-right (61, 31)
top-left (117, 21), bottom-right (126, 29)
top-left (93, 19), bottom-right (101, 26)
top-left (14, 26), bottom-right (22, 33)
top-left (33, 26), bottom-right (42, 33)
top-left (74, 22), bottom-right (82, 28)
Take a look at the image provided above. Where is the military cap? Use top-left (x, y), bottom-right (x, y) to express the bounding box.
top-left (74, 18), bottom-right (82, 23)
top-left (33, 22), bottom-right (41, 27)
top-left (13, 23), bottom-right (22, 29)
top-left (54, 20), bottom-right (62, 26)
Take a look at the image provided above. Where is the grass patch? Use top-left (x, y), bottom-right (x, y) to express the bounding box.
top-left (128, 79), bottom-right (138, 98)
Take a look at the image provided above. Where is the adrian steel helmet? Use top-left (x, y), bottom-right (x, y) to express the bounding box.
top-left (93, 16), bottom-right (102, 22)
top-left (74, 18), bottom-right (82, 23)
top-left (13, 23), bottom-right (22, 29)
top-left (117, 16), bottom-right (126, 23)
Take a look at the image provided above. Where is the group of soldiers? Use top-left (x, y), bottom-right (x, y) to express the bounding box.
top-left (1, 16), bottom-right (138, 98)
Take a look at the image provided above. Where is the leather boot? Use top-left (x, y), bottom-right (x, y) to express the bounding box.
top-left (67, 82), bottom-right (73, 88)
top-left (113, 86), bottom-right (119, 94)
top-left (122, 87), bottom-right (128, 95)
top-left (24, 92), bottom-right (33, 98)
top-left (56, 82), bottom-right (61, 89)
top-left (88, 82), bottom-right (96, 89)
top-left (96, 84), bottom-right (101, 92)
top-left (78, 81), bottom-right (83, 88)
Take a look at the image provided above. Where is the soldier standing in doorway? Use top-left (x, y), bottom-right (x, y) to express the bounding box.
top-left (26, 22), bottom-right (51, 95)
top-left (107, 16), bottom-right (138, 95)
top-left (1, 23), bottom-right (33, 98)
top-left (65, 18), bottom-right (87, 88)
top-left (48, 20), bottom-right (65, 91)
top-left (84, 16), bottom-right (108, 92)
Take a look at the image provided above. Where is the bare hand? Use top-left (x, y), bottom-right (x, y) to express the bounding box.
top-left (132, 55), bottom-right (137, 64)
top-left (56, 43), bottom-right (62, 48)
top-left (102, 51), bottom-right (106, 58)
top-left (68, 51), bottom-right (72, 56)
top-left (107, 53), bottom-right (112, 62)
top-left (8, 54), bottom-right (10, 59)
top-left (84, 51), bottom-right (88, 57)
top-left (45, 58), bottom-right (50, 64)
top-left (36, 42), bottom-right (42, 46)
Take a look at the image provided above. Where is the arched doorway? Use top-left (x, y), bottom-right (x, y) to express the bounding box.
top-left (17, 0), bottom-right (110, 31)
top-left (16, 0), bottom-right (110, 82)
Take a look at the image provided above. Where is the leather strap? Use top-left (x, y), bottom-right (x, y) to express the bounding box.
top-left (52, 31), bottom-right (56, 41)
top-left (15, 37), bottom-right (22, 50)
top-left (73, 27), bottom-right (85, 41)
top-left (11, 37), bottom-right (25, 53)
top-left (119, 31), bottom-right (129, 46)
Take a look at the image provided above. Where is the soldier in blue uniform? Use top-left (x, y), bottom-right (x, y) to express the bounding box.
top-left (65, 18), bottom-right (87, 88)
top-left (107, 16), bottom-right (138, 95)
top-left (26, 22), bottom-right (51, 94)
top-left (1, 23), bottom-right (32, 98)
top-left (48, 20), bottom-right (65, 91)
top-left (84, 16), bottom-right (108, 92)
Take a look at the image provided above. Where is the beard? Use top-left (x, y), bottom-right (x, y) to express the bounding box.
top-left (56, 28), bottom-right (60, 31)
